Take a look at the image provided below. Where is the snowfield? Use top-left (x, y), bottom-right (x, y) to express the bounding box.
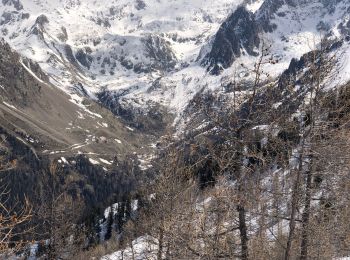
top-left (101, 236), bottom-right (159, 260)
top-left (1, 0), bottom-right (350, 124)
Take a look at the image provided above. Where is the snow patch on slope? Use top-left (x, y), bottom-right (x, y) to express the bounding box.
top-left (246, 0), bottom-right (264, 13)
top-left (1, 0), bottom-right (350, 129)
top-left (101, 236), bottom-right (159, 260)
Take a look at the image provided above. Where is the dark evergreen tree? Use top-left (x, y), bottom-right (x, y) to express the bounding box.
top-left (104, 210), bottom-right (114, 241)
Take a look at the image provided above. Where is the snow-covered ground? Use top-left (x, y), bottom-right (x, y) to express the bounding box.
top-left (101, 236), bottom-right (159, 260)
top-left (1, 0), bottom-right (349, 123)
top-left (0, 0), bottom-right (243, 103)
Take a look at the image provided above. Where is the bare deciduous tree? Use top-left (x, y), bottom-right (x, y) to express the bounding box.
top-left (0, 139), bottom-right (32, 257)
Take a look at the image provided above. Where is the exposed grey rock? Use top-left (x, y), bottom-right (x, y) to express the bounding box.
top-left (64, 0), bottom-right (81, 9)
top-left (72, 82), bottom-right (90, 97)
top-left (64, 44), bottom-right (76, 64)
top-left (35, 14), bottom-right (49, 28)
top-left (30, 14), bottom-right (49, 39)
top-left (256, 0), bottom-right (310, 32)
top-left (0, 39), bottom-right (43, 106)
top-left (135, 0), bottom-right (146, 10)
top-left (201, 6), bottom-right (260, 75)
top-left (1, 28), bottom-right (8, 36)
top-left (57, 26), bottom-right (68, 42)
top-left (2, 0), bottom-right (23, 11)
top-left (98, 88), bottom-right (173, 135)
top-left (0, 11), bottom-right (14, 25)
top-left (321, 0), bottom-right (343, 13)
top-left (93, 37), bottom-right (101, 46)
top-left (317, 21), bottom-right (331, 32)
top-left (76, 47), bottom-right (93, 69)
top-left (101, 57), bottom-right (110, 68)
top-left (141, 34), bottom-right (177, 72)
top-left (256, 0), bottom-right (285, 32)
top-left (120, 57), bottom-right (134, 71)
top-left (63, 44), bottom-right (85, 72)
top-left (115, 35), bottom-right (177, 74)
top-left (338, 20), bottom-right (350, 38)
top-left (21, 12), bottom-right (29, 19)
top-left (1, 11), bottom-right (29, 26)
top-left (93, 17), bottom-right (111, 28)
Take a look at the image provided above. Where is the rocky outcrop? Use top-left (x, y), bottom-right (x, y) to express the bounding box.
top-left (0, 39), bottom-right (44, 105)
top-left (35, 14), bottom-right (49, 27)
top-left (142, 34), bottom-right (177, 73)
top-left (30, 14), bottom-right (49, 39)
top-left (0, 9), bottom-right (29, 26)
top-left (338, 20), bottom-right (350, 39)
top-left (257, 0), bottom-right (316, 32)
top-left (57, 26), bottom-right (68, 42)
top-left (76, 47), bottom-right (93, 69)
top-left (2, 0), bottom-right (23, 11)
top-left (92, 17), bottom-right (111, 28)
top-left (201, 6), bottom-right (260, 75)
top-left (98, 88), bottom-right (173, 135)
top-left (107, 34), bottom-right (178, 74)
top-left (135, 0), bottom-right (146, 10)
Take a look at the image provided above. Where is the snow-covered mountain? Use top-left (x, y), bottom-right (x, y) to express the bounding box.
top-left (0, 0), bottom-right (242, 115)
top-left (1, 0), bottom-right (349, 125)
top-left (0, 0), bottom-right (348, 204)
top-left (1, 1), bottom-right (350, 259)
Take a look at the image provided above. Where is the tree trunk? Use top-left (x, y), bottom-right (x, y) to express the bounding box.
top-left (237, 204), bottom-right (249, 260)
top-left (285, 150), bottom-right (304, 260)
top-left (300, 168), bottom-right (312, 260)
top-left (157, 220), bottom-right (164, 260)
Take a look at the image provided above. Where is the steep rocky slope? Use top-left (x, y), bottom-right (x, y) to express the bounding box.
top-left (0, 39), bottom-right (159, 229)
top-left (1, 0), bottom-right (350, 258)
top-left (1, 0), bottom-right (349, 124)
top-left (0, 39), bottom-right (157, 163)
top-left (0, 0), bottom-right (245, 117)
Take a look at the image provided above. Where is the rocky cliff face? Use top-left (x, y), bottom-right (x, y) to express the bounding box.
top-left (1, 0), bottom-right (349, 179)
top-left (2, 0), bottom-right (23, 11)
top-left (0, 38), bottom-right (158, 221)
top-left (201, 6), bottom-right (260, 75)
